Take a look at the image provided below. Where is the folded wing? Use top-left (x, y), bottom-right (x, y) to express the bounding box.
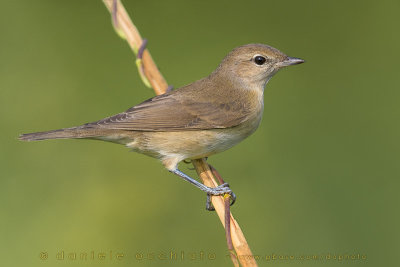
top-left (83, 91), bottom-right (250, 131)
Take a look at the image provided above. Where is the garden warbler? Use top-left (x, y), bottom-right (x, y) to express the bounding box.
top-left (19, 44), bottom-right (304, 209)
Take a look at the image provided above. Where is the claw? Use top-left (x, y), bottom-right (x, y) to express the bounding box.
top-left (220, 182), bottom-right (230, 188)
top-left (206, 194), bottom-right (214, 211)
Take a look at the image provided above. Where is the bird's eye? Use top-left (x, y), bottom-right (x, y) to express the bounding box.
top-left (254, 55), bottom-right (267, 65)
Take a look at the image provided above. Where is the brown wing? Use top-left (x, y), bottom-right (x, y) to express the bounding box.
top-left (83, 90), bottom-right (250, 131)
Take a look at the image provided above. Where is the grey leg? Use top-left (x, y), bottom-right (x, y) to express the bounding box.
top-left (170, 169), bottom-right (235, 210)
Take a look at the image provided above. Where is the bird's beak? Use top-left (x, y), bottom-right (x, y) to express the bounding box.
top-left (276, 57), bottom-right (305, 68)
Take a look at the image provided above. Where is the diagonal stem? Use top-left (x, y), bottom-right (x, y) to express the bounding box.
top-left (102, 1), bottom-right (258, 266)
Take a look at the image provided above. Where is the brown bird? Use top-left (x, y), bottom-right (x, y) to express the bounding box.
top-left (19, 44), bottom-right (304, 209)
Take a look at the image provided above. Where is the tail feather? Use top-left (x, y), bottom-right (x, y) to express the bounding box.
top-left (19, 127), bottom-right (98, 141)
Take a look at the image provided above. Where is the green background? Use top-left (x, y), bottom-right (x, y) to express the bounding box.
top-left (1, 0), bottom-right (399, 266)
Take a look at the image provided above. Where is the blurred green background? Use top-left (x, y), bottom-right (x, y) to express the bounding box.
top-left (1, 0), bottom-right (399, 266)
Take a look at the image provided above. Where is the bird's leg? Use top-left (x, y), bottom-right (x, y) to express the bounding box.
top-left (170, 169), bottom-right (235, 211)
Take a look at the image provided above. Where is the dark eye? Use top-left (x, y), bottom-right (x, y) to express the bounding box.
top-left (254, 55), bottom-right (267, 65)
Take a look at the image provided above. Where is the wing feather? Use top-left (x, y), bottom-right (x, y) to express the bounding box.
top-left (83, 84), bottom-right (252, 131)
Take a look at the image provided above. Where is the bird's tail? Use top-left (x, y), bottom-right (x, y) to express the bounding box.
top-left (19, 127), bottom-right (99, 141)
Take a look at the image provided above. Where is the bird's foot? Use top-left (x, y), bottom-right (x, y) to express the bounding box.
top-left (205, 183), bottom-right (236, 211)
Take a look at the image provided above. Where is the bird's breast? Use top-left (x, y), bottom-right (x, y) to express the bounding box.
top-left (205, 93), bottom-right (264, 155)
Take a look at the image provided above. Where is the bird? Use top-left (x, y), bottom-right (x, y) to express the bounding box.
top-left (19, 43), bottom-right (304, 209)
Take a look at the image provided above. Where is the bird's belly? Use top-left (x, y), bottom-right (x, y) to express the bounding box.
top-left (126, 114), bottom-right (262, 162)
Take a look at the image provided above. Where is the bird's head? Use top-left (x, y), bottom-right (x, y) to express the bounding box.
top-left (214, 43), bottom-right (304, 90)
